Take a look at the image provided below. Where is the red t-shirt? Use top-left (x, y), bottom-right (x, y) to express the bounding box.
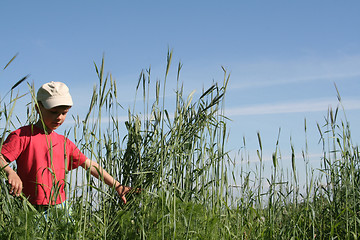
top-left (1, 125), bottom-right (87, 205)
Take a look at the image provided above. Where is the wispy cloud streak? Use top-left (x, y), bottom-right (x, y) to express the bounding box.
top-left (229, 55), bottom-right (360, 90)
top-left (224, 99), bottom-right (360, 116)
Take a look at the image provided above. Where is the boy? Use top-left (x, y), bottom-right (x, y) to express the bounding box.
top-left (0, 81), bottom-right (131, 207)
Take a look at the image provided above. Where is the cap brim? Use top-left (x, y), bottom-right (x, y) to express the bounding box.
top-left (41, 96), bottom-right (73, 109)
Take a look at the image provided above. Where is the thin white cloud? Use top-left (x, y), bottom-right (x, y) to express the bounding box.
top-left (224, 98), bottom-right (360, 116)
top-left (229, 55), bottom-right (360, 90)
top-left (65, 98), bottom-right (360, 124)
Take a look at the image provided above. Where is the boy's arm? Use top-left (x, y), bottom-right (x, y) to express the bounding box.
top-left (81, 159), bottom-right (132, 204)
top-left (0, 153), bottom-right (23, 196)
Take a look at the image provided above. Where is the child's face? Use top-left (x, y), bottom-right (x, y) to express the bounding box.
top-left (37, 104), bottom-right (71, 131)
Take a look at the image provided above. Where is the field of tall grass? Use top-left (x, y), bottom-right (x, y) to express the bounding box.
top-left (1, 52), bottom-right (360, 239)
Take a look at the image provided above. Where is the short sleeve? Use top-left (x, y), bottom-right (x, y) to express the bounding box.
top-left (65, 138), bottom-right (87, 170)
top-left (1, 131), bottom-right (23, 162)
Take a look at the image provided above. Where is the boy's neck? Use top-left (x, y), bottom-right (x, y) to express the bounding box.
top-left (34, 121), bottom-right (53, 134)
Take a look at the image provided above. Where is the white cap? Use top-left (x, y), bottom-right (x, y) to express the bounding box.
top-left (37, 81), bottom-right (73, 109)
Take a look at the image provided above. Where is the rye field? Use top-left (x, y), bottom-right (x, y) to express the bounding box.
top-left (1, 53), bottom-right (360, 239)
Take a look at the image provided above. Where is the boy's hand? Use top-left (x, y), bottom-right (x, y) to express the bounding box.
top-left (115, 185), bottom-right (142, 204)
top-left (115, 185), bottom-right (132, 204)
top-left (7, 171), bottom-right (23, 197)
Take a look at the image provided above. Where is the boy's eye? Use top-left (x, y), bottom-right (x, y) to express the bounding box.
top-left (49, 109), bottom-right (69, 115)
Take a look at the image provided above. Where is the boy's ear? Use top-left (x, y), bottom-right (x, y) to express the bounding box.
top-left (35, 103), bottom-right (40, 114)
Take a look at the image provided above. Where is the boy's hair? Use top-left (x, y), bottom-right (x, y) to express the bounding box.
top-left (37, 81), bottom-right (73, 109)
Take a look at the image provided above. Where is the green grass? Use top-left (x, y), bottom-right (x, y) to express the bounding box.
top-left (1, 52), bottom-right (360, 239)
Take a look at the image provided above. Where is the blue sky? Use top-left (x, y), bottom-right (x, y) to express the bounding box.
top-left (1, 1), bottom-right (360, 183)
